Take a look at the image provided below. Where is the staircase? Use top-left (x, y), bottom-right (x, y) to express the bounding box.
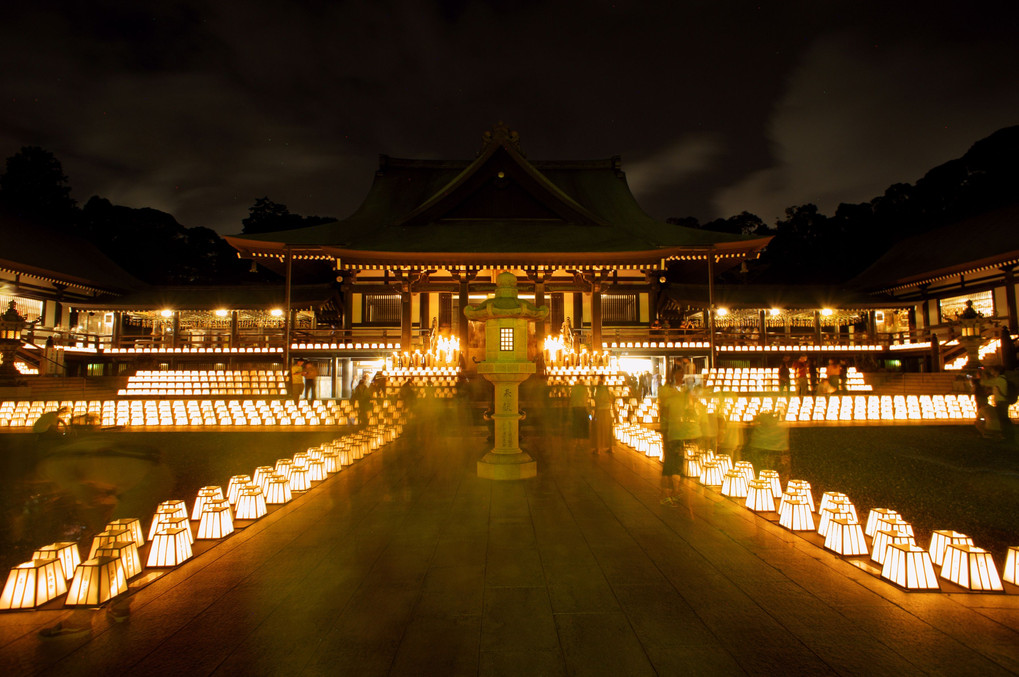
top-left (866, 372), bottom-right (966, 396)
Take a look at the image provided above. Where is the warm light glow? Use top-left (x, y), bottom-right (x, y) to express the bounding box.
top-left (715, 307), bottom-right (728, 317)
top-left (769, 308), bottom-right (782, 316)
top-left (197, 501), bottom-right (234, 539)
top-left (235, 487), bottom-right (267, 520)
top-left (107, 518), bottom-right (145, 548)
top-left (721, 470), bottom-right (749, 498)
top-left (865, 509), bottom-right (900, 537)
top-left (32, 542), bottom-right (80, 582)
top-left (871, 528), bottom-right (916, 565)
top-left (778, 499), bottom-right (814, 531)
top-left (745, 479), bottom-right (776, 512)
top-left (1004, 547), bottom-right (1019, 585)
top-left (928, 530), bottom-right (973, 566)
top-left (0, 559), bottom-right (67, 609)
top-left (940, 544), bottom-right (1003, 591)
top-left (66, 556), bottom-right (128, 605)
top-left (881, 543), bottom-right (939, 590)
top-left (160, 309), bottom-right (173, 318)
top-left (270, 308), bottom-right (283, 317)
top-left (824, 519), bottom-right (868, 556)
top-left (95, 541), bottom-right (143, 579)
top-left (821, 308), bottom-right (834, 317)
top-left (146, 527), bottom-right (193, 567)
top-left (215, 309), bottom-right (229, 317)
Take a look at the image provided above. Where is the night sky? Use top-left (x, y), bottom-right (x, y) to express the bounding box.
top-left (2, 1), bottom-right (1017, 235)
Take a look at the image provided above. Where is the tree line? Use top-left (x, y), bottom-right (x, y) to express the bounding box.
top-left (2, 125), bottom-right (1017, 287)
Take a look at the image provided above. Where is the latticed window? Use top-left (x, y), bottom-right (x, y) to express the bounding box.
top-left (602, 293), bottom-right (638, 324)
top-left (439, 293), bottom-right (452, 328)
top-left (550, 294), bottom-right (564, 328)
top-left (500, 327), bottom-right (514, 351)
top-left (363, 293), bottom-right (401, 326)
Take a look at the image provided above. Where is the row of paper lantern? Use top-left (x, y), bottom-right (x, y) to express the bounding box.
top-left (0, 418), bottom-right (405, 610)
top-left (615, 438), bottom-right (1017, 592)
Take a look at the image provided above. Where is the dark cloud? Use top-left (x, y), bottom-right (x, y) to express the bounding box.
top-left (1, 1), bottom-right (1016, 233)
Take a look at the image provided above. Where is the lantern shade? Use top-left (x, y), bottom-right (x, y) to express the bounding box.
top-left (192, 486), bottom-right (225, 520)
top-left (66, 556), bottom-right (127, 606)
top-left (146, 527), bottom-right (194, 567)
top-left (734, 461), bottom-right (755, 483)
top-left (865, 509), bottom-right (900, 537)
top-left (784, 481), bottom-right (815, 511)
top-left (322, 451), bottom-right (340, 473)
top-left (95, 540), bottom-right (143, 579)
top-left (824, 519), bottom-right (868, 556)
top-left (307, 459), bottom-right (326, 482)
top-left (1005, 546), bottom-right (1019, 585)
top-left (32, 542), bottom-right (80, 582)
top-left (881, 544), bottom-right (939, 590)
top-left (875, 516), bottom-right (914, 538)
top-left (0, 559), bottom-right (67, 609)
top-left (682, 451), bottom-right (701, 478)
top-left (252, 466), bottom-right (274, 489)
top-left (714, 454), bottom-right (733, 472)
top-left (235, 487), bottom-right (268, 520)
top-left (778, 499), bottom-right (814, 531)
top-left (699, 461), bottom-right (725, 487)
top-left (106, 518), bottom-right (145, 547)
top-left (264, 476), bottom-right (293, 504)
top-left (819, 491), bottom-right (848, 514)
top-left (158, 500), bottom-right (188, 519)
top-left (159, 515), bottom-right (194, 544)
top-left (88, 528), bottom-right (131, 559)
top-left (817, 509), bottom-right (854, 539)
top-left (745, 479), bottom-right (776, 512)
top-left (872, 529), bottom-right (917, 565)
top-left (197, 501), bottom-right (234, 539)
top-left (928, 530), bottom-right (974, 567)
top-left (721, 471), bottom-right (749, 498)
top-left (940, 544), bottom-right (1003, 591)
top-left (289, 467), bottom-right (310, 492)
top-left (758, 470), bottom-right (782, 499)
top-left (274, 459), bottom-right (293, 480)
top-left (227, 476), bottom-right (253, 505)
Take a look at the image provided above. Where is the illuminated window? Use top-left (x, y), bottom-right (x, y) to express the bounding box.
top-left (602, 293), bottom-right (638, 324)
top-left (500, 327), bottom-right (514, 351)
top-left (940, 291), bottom-right (993, 323)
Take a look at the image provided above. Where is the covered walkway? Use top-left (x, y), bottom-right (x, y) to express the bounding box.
top-left (4, 419), bottom-right (1019, 675)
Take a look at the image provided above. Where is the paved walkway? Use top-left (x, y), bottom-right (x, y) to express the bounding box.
top-left (3, 422), bottom-right (1019, 675)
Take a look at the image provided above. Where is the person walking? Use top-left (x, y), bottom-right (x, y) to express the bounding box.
top-left (592, 376), bottom-right (614, 454)
top-left (302, 360), bottom-right (319, 401)
top-left (569, 380), bottom-right (591, 452)
top-left (777, 355), bottom-right (791, 396)
top-left (290, 359), bottom-right (305, 402)
top-left (983, 365), bottom-right (1015, 443)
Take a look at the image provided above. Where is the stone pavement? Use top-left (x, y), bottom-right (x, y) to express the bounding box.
top-left (3, 422), bottom-right (1019, 676)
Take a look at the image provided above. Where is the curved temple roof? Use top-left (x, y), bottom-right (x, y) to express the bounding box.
top-left (226, 124), bottom-right (769, 267)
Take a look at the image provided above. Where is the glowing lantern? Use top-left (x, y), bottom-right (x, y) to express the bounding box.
top-left (88, 528), bottom-right (131, 559)
top-left (734, 461), bottom-right (755, 483)
top-left (721, 470), bottom-right (749, 498)
top-left (253, 466), bottom-right (274, 489)
top-left (106, 518), bottom-right (145, 547)
top-left (1004, 547), bottom-right (1019, 585)
top-left (683, 449), bottom-right (702, 478)
top-left (745, 480), bottom-right (776, 512)
top-left (871, 528), bottom-right (915, 565)
top-left (95, 540), bottom-right (143, 579)
top-left (940, 544), bottom-right (1003, 591)
top-left (321, 451), bottom-right (340, 473)
top-left (227, 475), bottom-right (253, 505)
top-left (275, 459), bottom-right (294, 480)
top-left (928, 530), bottom-right (974, 567)
top-left (758, 470), bottom-right (782, 499)
top-left (784, 480), bottom-right (814, 511)
top-left (818, 492), bottom-right (848, 514)
top-left (824, 518), bottom-right (868, 556)
top-left (197, 500), bottom-right (234, 539)
top-left (289, 466), bottom-right (310, 492)
top-left (159, 500), bottom-right (188, 519)
top-left (0, 559), bottom-right (67, 609)
top-left (235, 487), bottom-right (267, 520)
top-left (699, 460), bottom-right (726, 487)
top-left (191, 486), bottom-right (224, 520)
top-left (147, 527), bottom-right (193, 567)
top-left (66, 556), bottom-right (127, 605)
top-left (32, 542), bottom-right (80, 582)
top-left (865, 509), bottom-right (900, 537)
top-left (881, 543), bottom-right (939, 590)
top-left (778, 499), bottom-right (814, 531)
top-left (817, 509), bottom-right (854, 539)
top-left (307, 459), bottom-right (326, 481)
top-left (264, 476), bottom-right (292, 504)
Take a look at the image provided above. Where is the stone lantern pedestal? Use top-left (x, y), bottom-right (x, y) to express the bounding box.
top-left (464, 272), bottom-right (548, 480)
top-left (959, 318), bottom-right (984, 372)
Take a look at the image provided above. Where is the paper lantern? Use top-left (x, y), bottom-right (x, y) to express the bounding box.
top-left (784, 480), bottom-right (814, 511)
top-left (1003, 546), bottom-right (1019, 585)
top-left (758, 470), bottom-right (782, 499)
top-left (816, 508), bottom-right (854, 539)
top-left (32, 542), bottom-right (80, 582)
top-left (875, 515), bottom-right (913, 538)
top-left (106, 518), bottom-right (145, 547)
top-left (227, 475), bottom-right (253, 505)
top-left (824, 518), bottom-right (868, 556)
top-left (682, 450), bottom-right (702, 478)
top-left (289, 466), bottom-right (310, 492)
top-left (88, 528), bottom-right (131, 559)
top-left (197, 500), bottom-right (234, 539)
top-left (714, 454), bottom-right (733, 472)
top-left (871, 528), bottom-right (916, 565)
top-left (147, 527), bottom-right (193, 567)
top-left (865, 509), bottom-right (900, 537)
top-left (321, 451), bottom-right (340, 473)
top-left (235, 486), bottom-right (267, 520)
top-left (819, 491), bottom-right (848, 514)
top-left (191, 486), bottom-right (224, 520)
top-left (734, 461), bottom-right (755, 483)
top-left (95, 540), bottom-right (143, 579)
top-left (940, 544), bottom-right (1003, 591)
top-left (778, 499), bottom-right (814, 531)
top-left (274, 459), bottom-right (293, 480)
top-left (263, 476), bottom-right (292, 504)
top-left (745, 479), bottom-right (776, 512)
top-left (307, 459), bottom-right (326, 482)
top-left (158, 500), bottom-right (188, 519)
top-left (928, 530), bottom-right (974, 567)
top-left (699, 460), bottom-right (725, 487)
top-left (721, 470), bottom-right (749, 498)
top-left (828, 498), bottom-right (858, 523)
top-left (881, 543), bottom-right (939, 590)
top-left (66, 556), bottom-right (127, 605)
top-left (252, 466), bottom-right (274, 489)
top-left (0, 558), bottom-right (67, 609)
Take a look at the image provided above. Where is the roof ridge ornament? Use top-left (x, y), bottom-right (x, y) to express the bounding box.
top-left (481, 122), bottom-right (522, 155)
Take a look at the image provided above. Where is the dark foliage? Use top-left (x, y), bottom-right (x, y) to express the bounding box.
top-left (242, 196), bottom-right (334, 234)
top-left (0, 146), bottom-right (77, 227)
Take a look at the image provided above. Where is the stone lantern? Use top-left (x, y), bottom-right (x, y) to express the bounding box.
top-left (464, 272), bottom-right (548, 480)
top-left (0, 301), bottom-right (27, 384)
top-left (957, 300), bottom-right (984, 371)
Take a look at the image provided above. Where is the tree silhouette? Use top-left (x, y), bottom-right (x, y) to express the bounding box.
top-left (0, 146), bottom-right (77, 226)
top-left (241, 196), bottom-right (334, 234)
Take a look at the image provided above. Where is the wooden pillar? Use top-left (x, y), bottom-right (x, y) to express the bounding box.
top-left (707, 249), bottom-right (716, 368)
top-left (458, 278), bottom-right (470, 344)
top-left (813, 310), bottom-right (822, 345)
top-left (283, 247), bottom-right (293, 370)
top-left (111, 311), bottom-right (122, 348)
top-left (400, 285), bottom-right (412, 350)
top-left (591, 283), bottom-right (602, 351)
top-left (230, 311), bottom-right (239, 349)
top-left (1004, 267), bottom-right (1018, 334)
top-left (759, 309), bottom-right (767, 346)
top-left (419, 292), bottom-right (430, 336)
top-left (171, 311), bottom-right (180, 349)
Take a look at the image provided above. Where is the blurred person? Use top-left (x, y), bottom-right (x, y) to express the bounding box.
top-left (777, 355), bottom-right (791, 396)
top-left (302, 360), bottom-right (319, 401)
top-left (592, 376), bottom-right (614, 454)
top-left (289, 358), bottom-right (305, 402)
top-left (569, 380), bottom-right (591, 452)
top-left (981, 365), bottom-right (1014, 443)
top-left (795, 356), bottom-right (810, 396)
